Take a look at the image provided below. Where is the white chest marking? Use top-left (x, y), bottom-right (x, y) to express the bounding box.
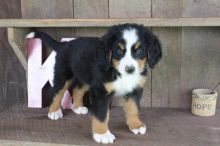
top-left (113, 73), bottom-right (142, 96)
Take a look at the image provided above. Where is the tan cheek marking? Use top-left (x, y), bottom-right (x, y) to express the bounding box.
top-left (112, 58), bottom-right (120, 70)
top-left (123, 98), bottom-right (144, 129)
top-left (137, 58), bottom-right (147, 88)
top-left (104, 82), bottom-right (114, 94)
top-left (137, 58), bottom-right (147, 71)
top-left (72, 85), bottom-right (89, 108)
top-left (105, 59), bottom-right (120, 94)
top-left (92, 111), bottom-right (109, 134)
top-left (138, 77), bottom-right (147, 88)
top-left (49, 80), bottom-right (72, 113)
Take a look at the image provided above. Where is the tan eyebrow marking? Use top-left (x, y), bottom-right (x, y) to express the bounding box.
top-left (134, 42), bottom-right (141, 49)
top-left (117, 43), bottom-right (125, 50)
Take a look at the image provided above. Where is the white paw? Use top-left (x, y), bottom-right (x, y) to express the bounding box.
top-left (48, 109), bottom-right (63, 120)
top-left (130, 125), bottom-right (147, 135)
top-left (72, 104), bottom-right (88, 115)
top-left (93, 130), bottom-right (116, 144)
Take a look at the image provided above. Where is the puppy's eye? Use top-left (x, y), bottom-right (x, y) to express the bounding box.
top-left (136, 48), bottom-right (143, 55)
top-left (116, 49), bottom-right (124, 55)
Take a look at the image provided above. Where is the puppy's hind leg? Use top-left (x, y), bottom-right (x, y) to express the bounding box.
top-left (48, 72), bottom-right (72, 120)
top-left (72, 85), bottom-right (89, 115)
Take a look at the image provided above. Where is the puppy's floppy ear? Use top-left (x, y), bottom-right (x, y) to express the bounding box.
top-left (98, 26), bottom-right (118, 70)
top-left (144, 28), bottom-right (162, 69)
top-left (101, 25), bottom-right (118, 51)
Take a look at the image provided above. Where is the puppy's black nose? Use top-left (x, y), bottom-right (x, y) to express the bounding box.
top-left (125, 66), bottom-right (135, 74)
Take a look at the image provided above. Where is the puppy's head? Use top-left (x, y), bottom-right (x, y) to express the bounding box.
top-left (101, 24), bottom-right (162, 75)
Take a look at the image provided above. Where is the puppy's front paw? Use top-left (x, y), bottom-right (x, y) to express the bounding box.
top-left (93, 130), bottom-right (116, 144)
top-left (130, 124), bottom-right (147, 135)
top-left (48, 108), bottom-right (63, 120)
top-left (72, 104), bottom-right (88, 115)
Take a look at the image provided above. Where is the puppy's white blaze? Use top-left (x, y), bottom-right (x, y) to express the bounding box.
top-left (123, 28), bottom-right (138, 49)
top-left (119, 28), bottom-right (139, 75)
top-left (113, 28), bottom-right (142, 96)
top-left (26, 32), bottom-right (35, 38)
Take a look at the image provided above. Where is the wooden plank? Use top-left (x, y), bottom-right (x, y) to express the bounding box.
top-left (7, 28), bottom-right (30, 71)
top-left (109, 0), bottom-right (151, 18)
top-left (74, 0), bottom-right (108, 40)
top-left (21, 0), bottom-right (74, 35)
top-left (6, 0), bottom-right (22, 18)
top-left (1, 105), bottom-right (220, 145)
top-left (181, 0), bottom-right (220, 108)
top-left (75, 28), bottom-right (107, 37)
top-left (54, 28), bottom-right (75, 39)
top-left (141, 73), bottom-right (151, 107)
top-left (74, 0), bottom-right (108, 18)
top-left (183, 0), bottom-right (220, 17)
top-left (151, 0), bottom-right (182, 108)
top-left (151, 28), bottom-right (182, 108)
top-left (152, 0), bottom-right (182, 18)
top-left (0, 0), bottom-right (21, 19)
top-left (0, 140), bottom-right (80, 146)
top-left (0, 0), bottom-right (21, 10)
top-left (0, 0), bottom-right (26, 111)
top-left (3, 18), bottom-right (220, 27)
top-left (181, 27), bottom-right (220, 108)
top-left (0, 28), bottom-right (27, 111)
top-left (35, 28), bottom-right (75, 57)
top-left (0, 8), bottom-right (8, 18)
top-left (21, 0), bottom-right (73, 18)
top-left (0, 0), bottom-right (7, 8)
top-left (21, 0), bottom-right (74, 62)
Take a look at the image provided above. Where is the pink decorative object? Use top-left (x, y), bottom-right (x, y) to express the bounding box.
top-left (27, 38), bottom-right (74, 109)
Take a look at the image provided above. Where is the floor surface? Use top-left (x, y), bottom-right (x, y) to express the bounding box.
top-left (0, 103), bottom-right (219, 146)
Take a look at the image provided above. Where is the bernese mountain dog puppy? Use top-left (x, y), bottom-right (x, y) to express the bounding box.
top-left (26, 23), bottom-right (162, 144)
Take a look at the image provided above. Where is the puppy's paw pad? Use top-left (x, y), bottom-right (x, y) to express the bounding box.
top-left (130, 125), bottom-right (147, 135)
top-left (48, 109), bottom-right (63, 120)
top-left (93, 130), bottom-right (116, 144)
top-left (72, 105), bottom-right (88, 115)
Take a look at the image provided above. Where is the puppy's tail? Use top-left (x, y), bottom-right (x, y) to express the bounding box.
top-left (26, 31), bottom-right (64, 51)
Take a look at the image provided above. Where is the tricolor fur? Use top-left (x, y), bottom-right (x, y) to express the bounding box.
top-left (27, 23), bottom-right (162, 144)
